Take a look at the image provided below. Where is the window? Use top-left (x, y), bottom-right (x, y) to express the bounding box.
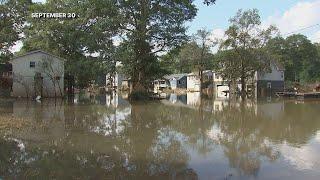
top-left (30, 61), bottom-right (36, 68)
top-left (267, 82), bottom-right (272, 89)
top-left (178, 80), bottom-right (181, 84)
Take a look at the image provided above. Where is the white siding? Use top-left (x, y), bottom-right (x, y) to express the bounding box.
top-left (187, 75), bottom-right (200, 91)
top-left (11, 51), bottom-right (64, 97)
top-left (256, 64), bottom-right (284, 81)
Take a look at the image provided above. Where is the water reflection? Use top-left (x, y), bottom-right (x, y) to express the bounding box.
top-left (1, 93), bottom-right (320, 179)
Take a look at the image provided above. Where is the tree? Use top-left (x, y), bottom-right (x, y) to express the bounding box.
top-left (38, 56), bottom-right (64, 97)
top-left (192, 29), bottom-right (216, 90)
top-left (214, 49), bottom-right (241, 95)
top-left (116, 1), bottom-right (217, 97)
top-left (219, 9), bottom-right (277, 96)
top-left (22, 0), bottom-right (118, 88)
top-left (267, 35), bottom-right (320, 83)
top-left (0, 0), bottom-right (31, 62)
top-left (20, 0), bottom-right (218, 94)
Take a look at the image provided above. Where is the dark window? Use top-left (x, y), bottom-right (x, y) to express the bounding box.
top-left (178, 80), bottom-right (181, 84)
top-left (30, 61), bottom-right (35, 68)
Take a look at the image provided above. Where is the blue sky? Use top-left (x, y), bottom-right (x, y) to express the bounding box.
top-left (188, 0), bottom-right (298, 33)
top-left (31, 0), bottom-right (320, 41)
top-left (188, 0), bottom-right (320, 42)
top-left (12, 0), bottom-right (320, 52)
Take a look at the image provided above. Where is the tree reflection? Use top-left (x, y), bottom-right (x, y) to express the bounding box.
top-left (1, 95), bottom-right (320, 179)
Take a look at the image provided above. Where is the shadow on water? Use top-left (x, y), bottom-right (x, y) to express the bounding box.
top-left (1, 92), bottom-right (320, 179)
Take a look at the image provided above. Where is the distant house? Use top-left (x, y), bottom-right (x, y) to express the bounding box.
top-left (164, 74), bottom-right (188, 90)
top-left (187, 73), bottom-right (201, 92)
top-left (106, 72), bottom-right (125, 89)
top-left (212, 72), bottom-right (231, 98)
top-left (254, 62), bottom-right (285, 96)
top-left (154, 79), bottom-right (168, 91)
top-left (212, 61), bottom-right (284, 97)
top-left (10, 50), bottom-right (65, 98)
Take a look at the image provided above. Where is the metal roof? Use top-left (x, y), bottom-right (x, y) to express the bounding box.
top-left (10, 50), bottom-right (66, 62)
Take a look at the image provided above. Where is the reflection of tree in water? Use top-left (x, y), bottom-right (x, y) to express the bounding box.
top-left (0, 102), bottom-right (197, 179)
top-left (214, 100), bottom-right (280, 177)
top-left (4, 96), bottom-right (320, 178)
top-left (259, 101), bottom-right (320, 145)
top-left (212, 99), bottom-right (320, 177)
top-left (150, 99), bottom-right (216, 156)
top-left (113, 103), bottom-right (195, 179)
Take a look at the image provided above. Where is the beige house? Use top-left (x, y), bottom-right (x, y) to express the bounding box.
top-left (10, 50), bottom-right (65, 98)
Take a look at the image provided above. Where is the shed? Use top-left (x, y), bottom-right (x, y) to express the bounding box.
top-left (10, 50), bottom-right (65, 98)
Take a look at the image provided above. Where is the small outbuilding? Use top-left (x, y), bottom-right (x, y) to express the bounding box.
top-left (187, 73), bottom-right (201, 92)
top-left (164, 73), bottom-right (188, 90)
top-left (10, 50), bottom-right (65, 98)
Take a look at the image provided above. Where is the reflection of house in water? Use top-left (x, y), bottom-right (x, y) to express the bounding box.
top-left (255, 99), bottom-right (285, 120)
top-left (106, 91), bottom-right (119, 107)
top-left (187, 92), bottom-right (201, 106)
top-left (213, 98), bottom-right (229, 112)
top-left (0, 100), bottom-right (13, 114)
top-left (165, 92), bottom-right (201, 108)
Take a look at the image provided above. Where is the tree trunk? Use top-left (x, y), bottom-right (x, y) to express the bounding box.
top-left (129, 0), bottom-right (151, 99)
top-left (241, 77), bottom-right (246, 99)
top-left (199, 69), bottom-right (203, 93)
top-left (229, 79), bottom-right (237, 98)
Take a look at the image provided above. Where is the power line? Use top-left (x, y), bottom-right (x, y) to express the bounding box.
top-left (282, 23), bottom-right (320, 36)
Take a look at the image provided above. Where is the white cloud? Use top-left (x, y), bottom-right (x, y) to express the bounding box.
top-left (10, 41), bottom-right (23, 53)
top-left (263, 0), bottom-right (320, 40)
top-left (209, 28), bottom-right (225, 42)
top-left (312, 30), bottom-right (320, 43)
top-left (209, 28), bottom-right (225, 53)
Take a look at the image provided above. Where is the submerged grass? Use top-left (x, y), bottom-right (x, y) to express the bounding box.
top-left (0, 115), bottom-right (33, 131)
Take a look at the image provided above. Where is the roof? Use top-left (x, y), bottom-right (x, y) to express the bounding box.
top-left (273, 61), bottom-right (285, 71)
top-left (10, 50), bottom-right (66, 62)
top-left (164, 73), bottom-right (188, 80)
top-left (187, 72), bottom-right (198, 76)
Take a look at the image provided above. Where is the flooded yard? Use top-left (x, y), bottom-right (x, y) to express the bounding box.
top-left (1, 93), bottom-right (320, 179)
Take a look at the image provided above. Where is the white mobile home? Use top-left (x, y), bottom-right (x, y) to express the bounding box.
top-left (10, 50), bottom-right (65, 98)
top-left (187, 73), bottom-right (201, 92)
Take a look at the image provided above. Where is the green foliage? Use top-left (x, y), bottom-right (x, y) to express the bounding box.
top-left (22, 0), bottom-right (118, 88)
top-left (0, 0), bottom-right (31, 62)
top-left (267, 34), bottom-right (320, 83)
top-left (214, 49), bottom-right (240, 80)
top-left (218, 9), bottom-right (277, 93)
top-left (2, 0), bottom-right (218, 91)
top-left (160, 29), bottom-right (215, 75)
top-left (115, 0), bottom-right (198, 92)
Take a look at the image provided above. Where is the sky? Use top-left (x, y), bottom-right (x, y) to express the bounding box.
top-left (189, 0), bottom-right (320, 43)
top-left (12, 0), bottom-right (320, 52)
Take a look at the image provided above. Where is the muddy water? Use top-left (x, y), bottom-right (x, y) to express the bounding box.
top-left (1, 93), bottom-right (320, 179)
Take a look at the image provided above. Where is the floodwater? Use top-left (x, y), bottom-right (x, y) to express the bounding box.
top-left (1, 92), bottom-right (320, 180)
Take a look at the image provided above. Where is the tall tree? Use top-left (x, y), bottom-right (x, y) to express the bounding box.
top-left (267, 35), bottom-right (320, 83)
top-left (192, 29), bottom-right (216, 90)
top-left (0, 0), bottom-right (31, 62)
top-left (116, 1), bottom-right (217, 97)
top-left (23, 0), bottom-right (118, 88)
top-left (219, 9), bottom-right (277, 96)
top-left (116, 0), bottom-right (197, 96)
